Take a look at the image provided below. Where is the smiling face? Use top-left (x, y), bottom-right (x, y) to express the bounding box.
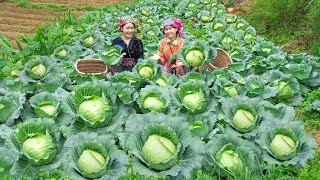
top-left (163, 25), bottom-right (178, 40)
top-left (121, 23), bottom-right (135, 38)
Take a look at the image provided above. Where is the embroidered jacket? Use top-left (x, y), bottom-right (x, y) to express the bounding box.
top-left (157, 37), bottom-right (185, 75)
top-left (109, 36), bottom-right (144, 74)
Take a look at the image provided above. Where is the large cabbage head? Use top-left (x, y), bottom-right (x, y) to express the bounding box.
top-left (22, 134), bottom-right (55, 161)
top-left (182, 91), bottom-right (206, 112)
top-left (79, 96), bottom-right (111, 122)
top-left (232, 109), bottom-right (255, 132)
top-left (270, 134), bottom-right (296, 161)
top-left (143, 96), bottom-right (165, 112)
top-left (78, 149), bottom-right (106, 174)
top-left (185, 47), bottom-right (205, 67)
top-left (142, 134), bottom-right (176, 169)
top-left (219, 150), bottom-right (243, 171)
top-left (29, 63), bottom-right (47, 80)
top-left (138, 65), bottom-right (154, 79)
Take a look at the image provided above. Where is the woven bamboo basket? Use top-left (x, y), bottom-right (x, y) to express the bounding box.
top-left (198, 48), bottom-right (233, 72)
top-left (75, 59), bottom-right (108, 75)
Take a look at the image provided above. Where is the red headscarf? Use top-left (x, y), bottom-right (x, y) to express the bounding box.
top-left (161, 17), bottom-right (184, 37)
top-left (117, 16), bottom-right (135, 32)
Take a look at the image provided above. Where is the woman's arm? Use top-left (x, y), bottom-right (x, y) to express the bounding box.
top-left (157, 40), bottom-right (166, 65)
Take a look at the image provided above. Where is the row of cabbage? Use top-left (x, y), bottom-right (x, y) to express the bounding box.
top-left (0, 0), bottom-right (319, 179)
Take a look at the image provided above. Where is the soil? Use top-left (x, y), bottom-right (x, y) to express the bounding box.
top-left (0, 1), bottom-right (133, 48)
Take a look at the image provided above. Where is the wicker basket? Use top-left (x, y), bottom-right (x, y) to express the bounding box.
top-left (75, 59), bottom-right (108, 75)
top-left (198, 48), bottom-right (233, 72)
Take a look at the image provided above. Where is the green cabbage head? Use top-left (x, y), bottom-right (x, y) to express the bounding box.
top-left (142, 134), bottom-right (176, 165)
top-left (30, 64), bottom-right (47, 79)
top-left (277, 81), bottom-right (293, 99)
top-left (78, 149), bottom-right (106, 174)
top-left (200, 15), bottom-right (211, 23)
top-left (139, 66), bottom-right (154, 79)
top-left (270, 134), bottom-right (296, 161)
top-left (22, 134), bottom-right (55, 160)
top-left (155, 77), bottom-right (168, 86)
top-left (79, 96), bottom-right (111, 122)
top-left (185, 47), bottom-right (205, 67)
top-left (143, 96), bottom-right (164, 112)
top-left (83, 36), bottom-right (95, 47)
top-left (219, 150), bottom-right (243, 171)
top-left (232, 109), bottom-right (255, 132)
top-left (182, 91), bottom-right (206, 111)
top-left (36, 103), bottom-right (57, 118)
top-left (57, 49), bottom-right (68, 59)
top-left (224, 86), bottom-right (238, 97)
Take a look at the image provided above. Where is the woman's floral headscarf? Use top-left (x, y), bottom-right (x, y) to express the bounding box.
top-left (117, 16), bottom-right (135, 32)
top-left (161, 17), bottom-right (184, 37)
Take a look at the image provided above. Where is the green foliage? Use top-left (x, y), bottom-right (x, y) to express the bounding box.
top-left (245, 0), bottom-right (319, 55)
top-left (296, 87), bottom-right (320, 131)
top-left (246, 0), bottom-right (309, 33)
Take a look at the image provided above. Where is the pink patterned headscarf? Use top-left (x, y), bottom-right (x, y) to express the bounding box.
top-left (161, 18), bottom-right (184, 37)
top-left (117, 16), bottom-right (135, 32)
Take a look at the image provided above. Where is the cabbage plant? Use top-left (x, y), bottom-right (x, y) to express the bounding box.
top-left (142, 24), bottom-right (162, 42)
top-left (263, 70), bottom-right (303, 106)
top-left (19, 56), bottom-right (68, 93)
top-left (252, 41), bottom-right (280, 57)
top-left (184, 111), bottom-right (218, 140)
top-left (197, 10), bottom-right (213, 23)
top-left (0, 92), bottom-right (25, 126)
top-left (256, 120), bottom-right (316, 167)
top-left (211, 18), bottom-right (227, 32)
top-left (112, 82), bottom-right (138, 105)
top-left (76, 31), bottom-right (105, 54)
top-left (212, 77), bottom-right (245, 98)
top-left (137, 85), bottom-right (174, 113)
top-left (52, 45), bottom-right (76, 62)
top-left (63, 132), bottom-right (128, 179)
top-left (151, 73), bottom-right (182, 87)
top-left (244, 75), bottom-right (278, 99)
top-left (108, 71), bottom-right (142, 89)
top-left (68, 81), bottom-right (114, 128)
top-left (177, 80), bottom-right (210, 114)
top-left (2, 119), bottom-right (62, 178)
top-left (121, 112), bottom-right (205, 179)
top-left (204, 134), bottom-right (259, 178)
top-left (221, 96), bottom-right (275, 138)
top-left (61, 81), bottom-right (133, 133)
top-left (133, 59), bottom-right (163, 80)
top-left (28, 92), bottom-right (60, 119)
top-left (178, 40), bottom-right (217, 67)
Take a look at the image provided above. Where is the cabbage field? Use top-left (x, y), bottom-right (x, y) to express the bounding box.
top-left (0, 0), bottom-right (319, 179)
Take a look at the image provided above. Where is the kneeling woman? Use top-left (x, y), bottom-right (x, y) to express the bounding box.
top-left (109, 16), bottom-right (144, 74)
top-left (156, 17), bottom-right (188, 76)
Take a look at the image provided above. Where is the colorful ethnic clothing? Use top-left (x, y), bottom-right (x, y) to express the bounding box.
top-left (157, 37), bottom-right (185, 75)
top-left (108, 36), bottom-right (144, 74)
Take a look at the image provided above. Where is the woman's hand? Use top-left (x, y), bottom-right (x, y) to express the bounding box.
top-left (150, 54), bottom-right (160, 60)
